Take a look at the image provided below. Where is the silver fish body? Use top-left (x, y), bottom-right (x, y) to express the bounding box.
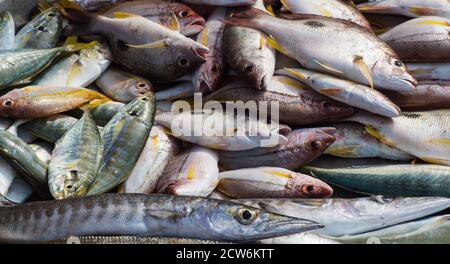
top-left (22, 114), bottom-right (78, 143)
top-left (49, 236), bottom-right (228, 244)
top-left (407, 62), bottom-right (450, 80)
top-left (358, 0), bottom-right (450, 19)
top-left (0, 12), bottom-right (14, 50)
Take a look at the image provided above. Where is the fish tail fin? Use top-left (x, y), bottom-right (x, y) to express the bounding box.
top-left (63, 36), bottom-right (97, 52)
top-left (221, 7), bottom-right (270, 28)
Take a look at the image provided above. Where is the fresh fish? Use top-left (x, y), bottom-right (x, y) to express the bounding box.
top-left (345, 110), bottom-right (450, 165)
top-left (91, 101), bottom-right (125, 126)
top-left (6, 119), bottom-right (37, 144)
top-left (208, 190), bottom-right (232, 200)
top-left (219, 127), bottom-right (336, 170)
top-left (0, 130), bottom-right (48, 197)
top-left (276, 68), bottom-right (400, 117)
top-left (205, 79), bottom-right (354, 126)
top-left (193, 7), bottom-right (227, 94)
top-left (358, 0), bottom-right (450, 19)
top-left (0, 193), bottom-right (322, 243)
top-left (95, 66), bottom-right (153, 103)
top-left (275, 53), bottom-right (302, 70)
top-left (0, 12), bottom-right (15, 50)
top-left (69, 0), bottom-right (127, 11)
top-left (325, 122), bottom-right (413, 160)
top-left (87, 94), bottom-right (156, 195)
top-left (101, 0), bottom-right (205, 36)
top-left (0, 86), bottom-right (110, 119)
top-left (364, 13), bottom-right (411, 34)
top-left (218, 167), bottom-right (333, 198)
top-left (155, 82), bottom-right (194, 101)
top-left (379, 16), bottom-right (450, 61)
top-left (259, 233), bottom-right (340, 244)
top-left (0, 39), bottom-right (96, 89)
top-left (155, 108), bottom-right (290, 151)
top-left (49, 236), bottom-right (229, 244)
top-left (63, 6), bottom-right (209, 82)
top-left (22, 114), bottom-right (78, 143)
top-left (280, 0), bottom-right (372, 30)
top-left (157, 146), bottom-right (219, 197)
top-left (238, 197), bottom-right (450, 236)
top-left (181, 0), bottom-right (257, 6)
top-left (29, 141), bottom-right (53, 164)
top-left (303, 164), bottom-right (450, 197)
top-left (48, 112), bottom-right (102, 199)
top-left (0, 157), bottom-right (33, 204)
top-left (0, 0), bottom-right (37, 28)
top-left (407, 62), bottom-right (450, 80)
top-left (15, 7), bottom-right (62, 49)
top-left (223, 0), bottom-right (276, 90)
top-left (383, 81), bottom-right (450, 111)
top-left (223, 8), bottom-right (417, 91)
top-left (334, 215), bottom-right (450, 244)
top-left (33, 41), bottom-right (112, 87)
top-left (121, 126), bottom-right (178, 194)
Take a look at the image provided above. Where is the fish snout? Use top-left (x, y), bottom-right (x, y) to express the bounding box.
top-left (191, 45), bottom-right (209, 62)
top-left (301, 179), bottom-right (333, 198)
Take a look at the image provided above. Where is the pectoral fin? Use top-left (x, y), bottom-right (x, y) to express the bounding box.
top-left (326, 145), bottom-right (360, 156)
top-left (284, 68), bottom-right (307, 80)
top-left (167, 13), bottom-right (181, 32)
top-left (313, 59), bottom-right (344, 75)
top-left (265, 36), bottom-right (290, 56)
top-left (127, 39), bottom-right (168, 49)
top-left (354, 55), bottom-right (374, 89)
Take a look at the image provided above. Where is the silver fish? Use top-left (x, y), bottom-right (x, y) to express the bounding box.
top-left (0, 12), bottom-right (14, 50)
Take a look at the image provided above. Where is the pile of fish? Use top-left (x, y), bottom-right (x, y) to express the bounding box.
top-left (1, 0), bottom-right (450, 244)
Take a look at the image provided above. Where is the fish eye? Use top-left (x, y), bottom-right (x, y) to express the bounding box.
top-left (394, 60), bottom-right (404, 67)
top-left (2, 100), bottom-right (13, 107)
top-left (179, 10), bottom-right (190, 18)
top-left (302, 185), bottom-right (316, 194)
top-left (236, 208), bottom-right (257, 225)
top-left (243, 64), bottom-right (255, 73)
top-left (38, 26), bottom-right (47, 31)
top-left (47, 13), bottom-right (57, 17)
top-left (308, 140), bottom-right (321, 149)
top-left (178, 58), bottom-right (189, 67)
top-left (65, 184), bottom-right (74, 190)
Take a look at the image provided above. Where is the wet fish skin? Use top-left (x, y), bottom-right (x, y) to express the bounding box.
top-left (0, 157), bottom-right (33, 204)
top-left (182, 0), bottom-right (257, 6)
top-left (90, 101), bottom-right (125, 126)
top-left (302, 164), bottom-right (450, 197)
top-left (70, 0), bottom-right (127, 11)
top-left (259, 233), bottom-right (340, 244)
top-left (238, 197), bottom-right (450, 236)
top-left (219, 127), bottom-right (336, 171)
top-left (0, 193), bottom-right (322, 243)
top-left (276, 68), bottom-right (400, 118)
top-left (223, 1), bottom-right (276, 90)
top-left (281, 0), bottom-right (372, 30)
top-left (22, 114), bottom-right (78, 143)
top-left (379, 16), bottom-right (450, 61)
top-left (0, 130), bottom-right (49, 197)
top-left (63, 8), bottom-right (209, 82)
top-left (155, 82), bottom-right (194, 101)
top-left (96, 66), bottom-right (153, 103)
top-left (49, 236), bottom-right (229, 244)
top-left (157, 146), bottom-right (219, 197)
top-left (325, 122), bottom-right (413, 160)
top-left (205, 79), bottom-right (354, 126)
top-left (48, 112), bottom-right (102, 200)
top-left (102, 0), bottom-right (205, 36)
top-left (334, 215), bottom-right (450, 244)
top-left (87, 94), bottom-right (156, 195)
top-left (223, 8), bottom-right (417, 92)
top-left (357, 0), bottom-right (450, 19)
top-left (407, 63), bottom-right (450, 81)
top-left (218, 167), bottom-right (333, 199)
top-left (121, 125), bottom-right (178, 194)
top-left (193, 7), bottom-right (227, 94)
top-left (345, 110), bottom-right (450, 165)
top-left (0, 86), bottom-right (110, 119)
top-left (0, 12), bottom-right (15, 50)
top-left (383, 81), bottom-right (450, 111)
top-left (29, 141), bottom-right (53, 165)
top-left (15, 7), bottom-right (63, 49)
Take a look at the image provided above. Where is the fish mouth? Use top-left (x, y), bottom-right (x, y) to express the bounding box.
top-left (183, 17), bottom-right (206, 36)
top-left (391, 75), bottom-right (417, 91)
top-left (258, 75), bottom-right (270, 91)
top-left (191, 46), bottom-right (209, 62)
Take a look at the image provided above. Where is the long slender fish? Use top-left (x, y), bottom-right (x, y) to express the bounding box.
top-left (324, 122), bottom-right (413, 160)
top-left (157, 146), bottom-right (219, 197)
top-left (379, 16), bottom-right (450, 61)
top-left (48, 112), bottom-right (103, 200)
top-left (87, 94), bottom-right (156, 195)
top-left (383, 81), bottom-right (450, 111)
top-left (223, 8), bottom-right (417, 91)
top-left (101, 0), bottom-right (205, 36)
top-left (358, 0), bottom-right (450, 19)
top-left (334, 215), bottom-right (450, 244)
top-left (219, 127), bottom-right (336, 170)
top-left (218, 167), bottom-right (333, 198)
top-left (0, 12), bottom-right (15, 50)
top-left (280, 0), bottom-right (372, 30)
top-left (121, 126), bottom-right (178, 194)
top-left (238, 197), bottom-right (450, 236)
top-left (205, 79), bottom-right (354, 126)
top-left (345, 110), bottom-right (450, 165)
top-left (223, 0), bottom-right (276, 90)
top-left (49, 236), bottom-right (229, 244)
top-left (407, 62), bottom-right (450, 81)
top-left (259, 233), bottom-right (340, 244)
top-left (0, 193), bottom-right (322, 243)
top-left (302, 164), bottom-right (450, 197)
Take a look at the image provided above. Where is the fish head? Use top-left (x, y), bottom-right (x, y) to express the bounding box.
top-left (203, 200), bottom-right (323, 241)
top-left (124, 93), bottom-right (156, 127)
top-left (19, 7), bottom-right (63, 48)
top-left (50, 170), bottom-right (89, 199)
top-left (235, 57), bottom-right (273, 91)
top-left (0, 91), bottom-right (26, 118)
top-left (193, 57), bottom-right (225, 94)
top-left (168, 38), bottom-right (209, 71)
top-left (124, 76), bottom-right (153, 99)
top-left (169, 3), bottom-right (205, 36)
top-left (287, 127), bottom-right (336, 153)
top-left (373, 55), bottom-right (417, 91)
top-left (289, 173), bottom-right (334, 198)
